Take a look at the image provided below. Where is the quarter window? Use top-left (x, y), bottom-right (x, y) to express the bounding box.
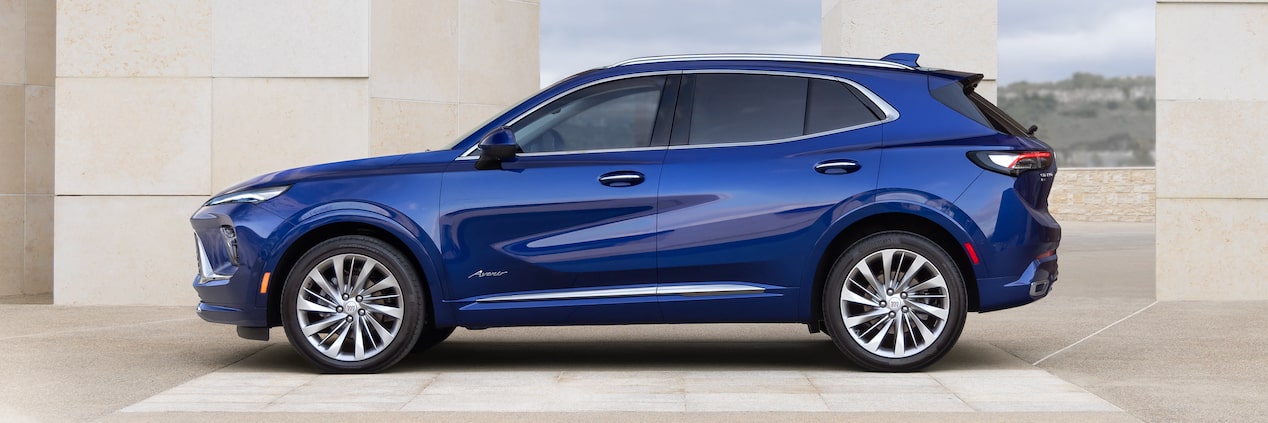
top-left (510, 76), bottom-right (666, 153)
top-left (688, 74), bottom-right (884, 145)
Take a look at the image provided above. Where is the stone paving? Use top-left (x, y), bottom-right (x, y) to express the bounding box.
top-left (122, 343), bottom-right (1119, 414)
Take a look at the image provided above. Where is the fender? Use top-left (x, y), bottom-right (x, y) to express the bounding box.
top-left (265, 201), bottom-right (456, 327)
top-left (799, 189), bottom-right (990, 321)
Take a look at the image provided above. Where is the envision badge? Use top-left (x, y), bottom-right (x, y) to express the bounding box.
top-left (468, 270), bottom-right (509, 279)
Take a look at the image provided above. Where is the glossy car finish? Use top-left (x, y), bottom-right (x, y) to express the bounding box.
top-left (191, 53), bottom-right (1060, 372)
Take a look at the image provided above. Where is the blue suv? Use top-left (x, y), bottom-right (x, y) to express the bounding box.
top-left (191, 53), bottom-right (1060, 373)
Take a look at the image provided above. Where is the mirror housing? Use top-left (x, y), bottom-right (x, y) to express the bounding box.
top-left (474, 128), bottom-right (518, 170)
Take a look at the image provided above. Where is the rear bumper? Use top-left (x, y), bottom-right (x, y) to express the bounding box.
top-left (977, 253), bottom-right (1058, 311)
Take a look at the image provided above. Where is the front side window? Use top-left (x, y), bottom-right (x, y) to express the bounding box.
top-left (688, 74), bottom-right (884, 145)
top-left (510, 76), bottom-right (666, 153)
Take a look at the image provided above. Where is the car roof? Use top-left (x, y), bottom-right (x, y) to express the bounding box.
top-left (608, 53), bottom-right (916, 71)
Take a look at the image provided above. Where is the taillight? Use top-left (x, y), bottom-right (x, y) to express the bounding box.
top-left (968, 150), bottom-right (1053, 176)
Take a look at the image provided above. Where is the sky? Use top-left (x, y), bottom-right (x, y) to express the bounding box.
top-left (540, 0), bottom-right (1156, 86)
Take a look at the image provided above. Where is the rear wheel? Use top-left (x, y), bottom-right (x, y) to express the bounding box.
top-left (822, 231), bottom-right (967, 371)
top-left (281, 235), bottom-right (425, 373)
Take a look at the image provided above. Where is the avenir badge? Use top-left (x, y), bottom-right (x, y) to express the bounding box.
top-left (468, 270), bottom-right (510, 279)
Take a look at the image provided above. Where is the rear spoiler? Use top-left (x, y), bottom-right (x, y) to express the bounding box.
top-left (880, 52), bottom-right (984, 94)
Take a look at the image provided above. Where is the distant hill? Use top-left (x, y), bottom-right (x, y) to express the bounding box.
top-left (997, 73), bottom-right (1155, 167)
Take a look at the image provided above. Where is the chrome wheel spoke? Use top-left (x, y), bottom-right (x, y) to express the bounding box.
top-left (366, 314), bottom-right (396, 345)
top-left (302, 314), bottom-right (344, 337)
top-left (352, 257), bottom-right (381, 295)
top-left (894, 312), bottom-right (906, 356)
top-left (895, 256), bottom-right (927, 292)
top-left (307, 268), bottom-right (340, 300)
top-left (364, 303), bottom-right (403, 319)
top-left (353, 316), bottom-right (366, 361)
top-left (853, 262), bottom-right (885, 300)
top-left (841, 289), bottom-right (880, 308)
top-left (297, 297), bottom-right (335, 314)
top-left (844, 307), bottom-right (889, 327)
top-left (907, 300), bottom-right (948, 320)
top-left (361, 275), bottom-right (400, 296)
top-left (907, 274), bottom-right (945, 293)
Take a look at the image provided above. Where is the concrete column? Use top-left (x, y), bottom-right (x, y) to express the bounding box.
top-left (0, 0), bottom-right (54, 298)
top-left (821, 0), bottom-right (998, 102)
top-left (1155, 0), bottom-right (1268, 300)
top-left (53, 0), bottom-right (539, 305)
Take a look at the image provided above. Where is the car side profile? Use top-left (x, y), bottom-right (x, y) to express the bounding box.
top-left (191, 53), bottom-right (1060, 373)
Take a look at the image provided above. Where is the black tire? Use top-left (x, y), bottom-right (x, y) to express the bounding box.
top-left (822, 231), bottom-right (967, 372)
top-left (411, 326), bottom-right (456, 355)
top-left (280, 235), bottom-right (425, 373)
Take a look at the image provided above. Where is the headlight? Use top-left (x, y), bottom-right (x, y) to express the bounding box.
top-left (205, 186), bottom-right (289, 206)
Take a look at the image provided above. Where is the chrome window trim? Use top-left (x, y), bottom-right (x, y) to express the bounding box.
top-left (457, 69), bottom-right (899, 160)
top-left (474, 283), bottom-right (767, 303)
top-left (609, 53), bottom-right (914, 70)
top-left (457, 70), bottom-right (682, 160)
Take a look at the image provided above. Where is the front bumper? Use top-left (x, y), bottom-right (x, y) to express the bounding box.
top-left (191, 202), bottom-right (289, 328)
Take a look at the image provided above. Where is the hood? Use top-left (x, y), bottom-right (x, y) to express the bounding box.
top-left (215, 150), bottom-right (457, 197)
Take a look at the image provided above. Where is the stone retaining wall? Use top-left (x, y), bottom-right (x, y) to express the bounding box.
top-left (1048, 168), bottom-right (1155, 223)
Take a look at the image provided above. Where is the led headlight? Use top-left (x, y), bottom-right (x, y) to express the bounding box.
top-left (205, 185), bottom-right (289, 206)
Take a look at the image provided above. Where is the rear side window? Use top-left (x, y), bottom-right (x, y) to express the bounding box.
top-left (806, 79), bottom-right (883, 134)
top-left (688, 74), bottom-right (884, 145)
top-left (690, 74), bottom-right (807, 144)
top-left (932, 81), bottom-right (1031, 137)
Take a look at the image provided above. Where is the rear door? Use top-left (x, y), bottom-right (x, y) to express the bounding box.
top-left (655, 71), bottom-right (889, 322)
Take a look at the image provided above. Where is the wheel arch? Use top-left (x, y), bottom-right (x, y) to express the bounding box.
top-left (265, 210), bottom-right (444, 328)
top-left (807, 205), bottom-right (983, 333)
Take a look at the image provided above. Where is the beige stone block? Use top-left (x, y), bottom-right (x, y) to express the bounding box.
top-left (976, 79), bottom-right (998, 105)
top-left (0, 84), bottom-right (23, 195)
top-left (0, 0), bottom-right (25, 84)
top-left (56, 78), bottom-right (212, 195)
top-left (213, 0), bottom-right (369, 77)
top-left (0, 196), bottom-right (21, 296)
top-left (54, 195), bottom-right (203, 305)
top-left (459, 103), bottom-right (507, 139)
top-left (24, 0), bottom-right (54, 86)
top-left (57, 0), bottom-right (211, 77)
top-left (212, 78), bottom-right (369, 191)
top-left (1156, 100), bottom-right (1268, 199)
top-left (458, 0), bottom-right (540, 105)
top-left (820, 0), bottom-right (842, 58)
top-left (371, 99), bottom-right (458, 156)
top-left (24, 85), bottom-right (52, 194)
top-left (23, 194), bottom-right (50, 295)
top-left (827, 0), bottom-right (996, 78)
top-left (1156, 198), bottom-right (1268, 300)
top-left (1157, 3), bottom-right (1268, 101)
top-left (370, 0), bottom-right (459, 102)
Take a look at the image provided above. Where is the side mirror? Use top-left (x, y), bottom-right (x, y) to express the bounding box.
top-left (474, 128), bottom-right (518, 170)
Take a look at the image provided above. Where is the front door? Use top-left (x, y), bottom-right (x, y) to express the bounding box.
top-left (438, 74), bottom-right (678, 327)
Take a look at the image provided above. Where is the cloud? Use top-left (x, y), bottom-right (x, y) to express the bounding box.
top-left (540, 0), bottom-right (819, 86)
top-left (998, 0), bottom-right (1155, 82)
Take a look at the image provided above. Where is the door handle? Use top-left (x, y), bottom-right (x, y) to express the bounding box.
top-left (598, 171), bottom-right (645, 187)
top-left (814, 160), bottom-right (861, 175)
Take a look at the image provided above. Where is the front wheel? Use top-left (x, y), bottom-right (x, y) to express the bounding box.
top-left (822, 231), bottom-right (967, 372)
top-left (280, 235), bottom-right (426, 373)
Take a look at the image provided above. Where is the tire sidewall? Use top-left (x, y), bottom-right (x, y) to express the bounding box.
top-left (280, 235), bottom-right (426, 373)
top-left (822, 231), bottom-right (967, 372)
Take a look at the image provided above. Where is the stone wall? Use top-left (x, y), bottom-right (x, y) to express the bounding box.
top-left (1049, 168), bottom-right (1156, 223)
top-left (53, 0), bottom-right (540, 305)
top-left (0, 0), bottom-right (54, 298)
top-left (1155, 0), bottom-right (1268, 300)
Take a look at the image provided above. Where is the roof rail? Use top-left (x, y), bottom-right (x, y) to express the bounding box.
top-left (609, 53), bottom-right (915, 70)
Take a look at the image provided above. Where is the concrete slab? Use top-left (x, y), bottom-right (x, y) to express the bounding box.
top-left (120, 339), bottom-right (1117, 414)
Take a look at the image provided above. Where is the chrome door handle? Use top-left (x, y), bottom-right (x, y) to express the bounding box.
top-left (598, 171), bottom-right (645, 187)
top-left (814, 160), bottom-right (861, 175)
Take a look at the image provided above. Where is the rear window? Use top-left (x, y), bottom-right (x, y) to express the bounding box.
top-left (933, 81), bottom-right (1032, 137)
